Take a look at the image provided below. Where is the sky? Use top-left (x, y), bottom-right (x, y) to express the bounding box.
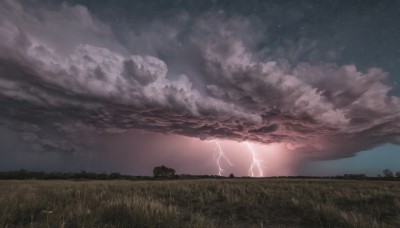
top-left (0, 0), bottom-right (399, 177)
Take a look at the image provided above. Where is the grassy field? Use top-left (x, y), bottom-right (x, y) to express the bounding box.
top-left (0, 179), bottom-right (399, 227)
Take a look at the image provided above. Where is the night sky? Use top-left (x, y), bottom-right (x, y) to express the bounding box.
top-left (1, 0), bottom-right (400, 176)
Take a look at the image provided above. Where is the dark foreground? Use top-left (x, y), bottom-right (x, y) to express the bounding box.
top-left (0, 179), bottom-right (399, 227)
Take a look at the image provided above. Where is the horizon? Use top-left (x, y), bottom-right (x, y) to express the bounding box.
top-left (1, 168), bottom-right (398, 178)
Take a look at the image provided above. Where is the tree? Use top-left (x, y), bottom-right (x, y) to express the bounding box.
top-left (395, 171), bottom-right (400, 179)
top-left (383, 169), bottom-right (394, 179)
top-left (229, 173), bottom-right (235, 178)
top-left (153, 165), bottom-right (176, 178)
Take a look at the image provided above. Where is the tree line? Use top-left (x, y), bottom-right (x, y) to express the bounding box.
top-left (0, 170), bottom-right (152, 180)
top-left (0, 167), bottom-right (399, 180)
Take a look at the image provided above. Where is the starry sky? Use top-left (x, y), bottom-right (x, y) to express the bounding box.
top-left (0, 0), bottom-right (399, 176)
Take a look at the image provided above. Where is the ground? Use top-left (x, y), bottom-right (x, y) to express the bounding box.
top-left (0, 179), bottom-right (399, 227)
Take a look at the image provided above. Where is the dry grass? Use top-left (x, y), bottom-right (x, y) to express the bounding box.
top-left (0, 179), bottom-right (399, 227)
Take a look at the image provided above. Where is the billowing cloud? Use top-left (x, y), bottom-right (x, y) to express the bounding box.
top-left (0, 0), bottom-right (399, 168)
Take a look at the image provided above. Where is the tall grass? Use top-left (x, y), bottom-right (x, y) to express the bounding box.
top-left (0, 179), bottom-right (399, 227)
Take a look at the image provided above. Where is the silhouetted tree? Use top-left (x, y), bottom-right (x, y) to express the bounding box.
top-left (395, 171), bottom-right (400, 179)
top-left (383, 169), bottom-right (394, 179)
top-left (153, 165), bottom-right (176, 178)
top-left (229, 173), bottom-right (235, 178)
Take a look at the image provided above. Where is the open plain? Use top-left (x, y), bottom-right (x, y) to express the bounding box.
top-left (0, 179), bottom-right (399, 227)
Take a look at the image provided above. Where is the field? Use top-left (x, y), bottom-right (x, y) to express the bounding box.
top-left (0, 179), bottom-right (399, 227)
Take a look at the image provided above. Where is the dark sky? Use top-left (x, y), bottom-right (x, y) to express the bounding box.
top-left (0, 0), bottom-right (399, 176)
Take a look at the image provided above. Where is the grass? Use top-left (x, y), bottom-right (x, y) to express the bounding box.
top-left (0, 179), bottom-right (399, 227)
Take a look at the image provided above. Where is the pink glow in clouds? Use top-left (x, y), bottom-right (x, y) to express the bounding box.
top-left (93, 130), bottom-right (298, 176)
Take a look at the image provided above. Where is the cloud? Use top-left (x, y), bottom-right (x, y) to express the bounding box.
top-left (0, 0), bottom-right (399, 163)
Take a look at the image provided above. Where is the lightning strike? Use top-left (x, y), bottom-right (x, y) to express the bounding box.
top-left (244, 141), bottom-right (266, 177)
top-left (210, 140), bottom-right (233, 176)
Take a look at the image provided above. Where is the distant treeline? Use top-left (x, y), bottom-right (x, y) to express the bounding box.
top-left (0, 169), bottom-right (399, 180)
top-left (0, 170), bottom-right (151, 180)
top-left (0, 169), bottom-right (229, 180)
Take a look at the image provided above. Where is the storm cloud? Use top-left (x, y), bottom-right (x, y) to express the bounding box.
top-left (1, 0), bottom-right (400, 170)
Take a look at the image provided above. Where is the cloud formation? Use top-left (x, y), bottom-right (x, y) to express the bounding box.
top-left (0, 0), bottom-right (400, 163)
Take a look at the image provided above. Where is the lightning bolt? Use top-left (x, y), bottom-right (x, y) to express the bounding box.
top-left (244, 141), bottom-right (266, 177)
top-left (210, 140), bottom-right (233, 176)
